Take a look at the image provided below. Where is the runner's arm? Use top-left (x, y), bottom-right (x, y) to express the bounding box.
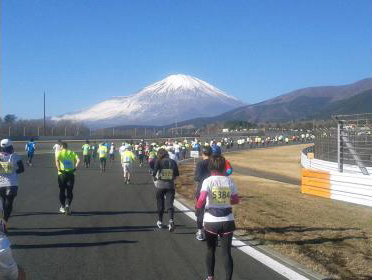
top-left (194, 161), bottom-right (202, 182)
top-left (75, 155), bottom-right (80, 168)
top-left (196, 191), bottom-right (207, 209)
top-left (173, 162), bottom-right (179, 177)
top-left (55, 159), bottom-right (61, 171)
top-left (15, 160), bottom-right (24, 174)
top-left (152, 160), bottom-right (160, 178)
top-left (196, 180), bottom-right (208, 208)
top-left (230, 180), bottom-right (239, 205)
top-left (55, 153), bottom-right (61, 171)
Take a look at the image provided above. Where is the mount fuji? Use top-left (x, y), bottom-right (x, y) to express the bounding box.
top-left (52, 74), bottom-right (245, 127)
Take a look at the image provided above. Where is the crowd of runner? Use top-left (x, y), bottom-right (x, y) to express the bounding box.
top-left (0, 134), bottom-right (313, 279)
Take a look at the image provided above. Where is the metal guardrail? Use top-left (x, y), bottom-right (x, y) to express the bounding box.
top-left (313, 113), bottom-right (372, 175)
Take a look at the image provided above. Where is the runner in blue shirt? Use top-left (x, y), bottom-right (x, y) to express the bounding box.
top-left (25, 138), bottom-right (36, 166)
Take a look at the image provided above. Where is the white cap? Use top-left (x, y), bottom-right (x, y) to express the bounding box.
top-left (0, 139), bottom-right (13, 148)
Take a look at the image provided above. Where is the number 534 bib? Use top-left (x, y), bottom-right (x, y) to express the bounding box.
top-left (211, 187), bottom-right (231, 205)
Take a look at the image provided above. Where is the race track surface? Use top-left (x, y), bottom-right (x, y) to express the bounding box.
top-left (8, 153), bottom-right (289, 280)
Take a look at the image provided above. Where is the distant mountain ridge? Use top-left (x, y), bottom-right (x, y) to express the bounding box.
top-left (172, 78), bottom-right (372, 127)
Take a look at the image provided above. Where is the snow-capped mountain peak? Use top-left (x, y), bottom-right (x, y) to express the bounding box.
top-left (53, 74), bottom-right (244, 127)
top-left (141, 74), bottom-right (217, 93)
top-left (138, 74), bottom-right (238, 100)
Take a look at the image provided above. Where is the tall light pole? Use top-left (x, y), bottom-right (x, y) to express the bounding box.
top-left (43, 92), bottom-right (46, 136)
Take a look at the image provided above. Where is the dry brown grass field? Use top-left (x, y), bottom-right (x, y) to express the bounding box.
top-left (175, 145), bottom-right (372, 280)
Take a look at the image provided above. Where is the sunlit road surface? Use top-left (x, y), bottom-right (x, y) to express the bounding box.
top-left (8, 153), bottom-right (290, 280)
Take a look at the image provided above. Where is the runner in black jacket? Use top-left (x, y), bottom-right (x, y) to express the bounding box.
top-left (153, 148), bottom-right (179, 232)
top-left (194, 146), bottom-right (212, 241)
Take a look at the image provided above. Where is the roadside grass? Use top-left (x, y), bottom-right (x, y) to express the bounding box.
top-left (175, 146), bottom-right (372, 280)
top-left (226, 144), bottom-right (312, 180)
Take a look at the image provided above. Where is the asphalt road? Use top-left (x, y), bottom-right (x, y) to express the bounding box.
top-left (7, 153), bottom-right (290, 280)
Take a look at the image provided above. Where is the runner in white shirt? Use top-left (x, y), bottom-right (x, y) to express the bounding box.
top-left (168, 150), bottom-right (177, 161)
top-left (109, 143), bottom-right (116, 162)
top-left (0, 139), bottom-right (24, 224)
top-left (173, 142), bottom-right (180, 161)
top-left (118, 143), bottom-right (126, 155)
top-left (196, 155), bottom-right (239, 280)
top-left (0, 200), bottom-right (26, 280)
top-left (52, 140), bottom-right (62, 159)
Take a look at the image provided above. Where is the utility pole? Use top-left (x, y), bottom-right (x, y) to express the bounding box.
top-left (43, 92), bottom-right (46, 136)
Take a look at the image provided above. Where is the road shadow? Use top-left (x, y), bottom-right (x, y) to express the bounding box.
top-left (12, 211), bottom-right (60, 217)
top-left (12, 239), bottom-right (138, 250)
top-left (72, 210), bottom-right (159, 216)
top-left (12, 209), bottom-right (191, 218)
top-left (8, 225), bottom-right (156, 237)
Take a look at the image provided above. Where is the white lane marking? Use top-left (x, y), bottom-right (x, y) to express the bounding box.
top-left (173, 200), bottom-right (312, 280)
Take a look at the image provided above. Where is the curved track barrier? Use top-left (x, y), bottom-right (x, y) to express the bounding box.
top-left (301, 148), bottom-right (372, 207)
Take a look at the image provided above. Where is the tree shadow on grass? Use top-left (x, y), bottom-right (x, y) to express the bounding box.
top-left (237, 225), bottom-right (360, 234)
top-left (235, 225), bottom-right (367, 247)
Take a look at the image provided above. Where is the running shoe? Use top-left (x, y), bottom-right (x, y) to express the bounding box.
top-left (65, 204), bottom-right (71, 216)
top-left (156, 221), bottom-right (164, 229)
top-left (168, 220), bottom-right (175, 232)
top-left (196, 229), bottom-right (205, 241)
top-left (206, 277), bottom-right (214, 280)
top-left (59, 206), bottom-right (65, 214)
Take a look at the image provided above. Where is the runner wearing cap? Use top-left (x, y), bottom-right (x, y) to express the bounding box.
top-left (0, 139), bottom-right (24, 224)
top-left (196, 155), bottom-right (240, 280)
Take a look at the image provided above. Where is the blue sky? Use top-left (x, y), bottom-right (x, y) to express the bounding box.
top-left (2, 0), bottom-right (371, 119)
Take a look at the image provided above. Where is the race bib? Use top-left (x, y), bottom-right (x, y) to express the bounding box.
top-left (123, 156), bottom-right (131, 163)
top-left (160, 169), bottom-right (173, 180)
top-left (100, 150), bottom-right (106, 155)
top-left (211, 187), bottom-right (231, 205)
top-left (63, 159), bottom-right (74, 169)
top-left (0, 162), bottom-right (13, 174)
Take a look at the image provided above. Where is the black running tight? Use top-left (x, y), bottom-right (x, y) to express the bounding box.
top-left (0, 187), bottom-right (17, 222)
top-left (58, 173), bottom-right (75, 206)
top-left (205, 231), bottom-right (233, 280)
